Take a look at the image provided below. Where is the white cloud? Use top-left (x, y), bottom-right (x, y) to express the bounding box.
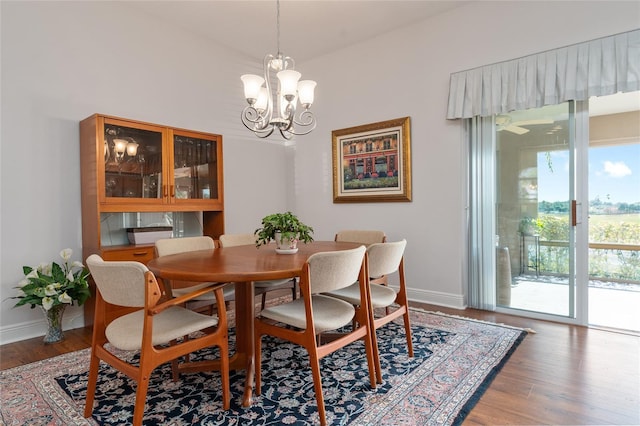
top-left (603, 161), bottom-right (632, 178)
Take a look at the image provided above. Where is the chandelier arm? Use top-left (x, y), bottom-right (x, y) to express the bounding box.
top-left (278, 127), bottom-right (294, 140)
top-left (279, 102), bottom-right (295, 133)
top-left (241, 106), bottom-right (270, 131)
top-left (286, 125), bottom-right (316, 136)
top-left (292, 110), bottom-right (315, 126)
top-left (284, 55), bottom-right (294, 70)
top-left (263, 54), bottom-right (275, 124)
top-left (288, 110), bottom-right (316, 135)
top-left (241, 113), bottom-right (275, 139)
top-left (255, 127), bottom-right (276, 138)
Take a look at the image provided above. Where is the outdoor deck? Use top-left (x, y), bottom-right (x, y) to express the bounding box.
top-left (507, 275), bottom-right (640, 332)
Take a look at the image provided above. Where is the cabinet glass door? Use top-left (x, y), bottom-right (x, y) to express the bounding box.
top-left (103, 121), bottom-right (164, 200)
top-left (171, 131), bottom-right (219, 201)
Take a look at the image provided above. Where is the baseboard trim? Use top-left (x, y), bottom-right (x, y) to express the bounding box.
top-left (0, 311), bottom-right (85, 346)
top-left (392, 285), bottom-right (467, 310)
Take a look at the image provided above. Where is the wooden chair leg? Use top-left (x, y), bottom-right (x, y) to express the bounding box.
top-left (83, 352), bottom-right (100, 418)
top-left (171, 359), bottom-right (180, 382)
top-left (219, 342), bottom-right (231, 409)
top-left (261, 293), bottom-right (267, 310)
top-left (170, 338), bottom-right (188, 381)
top-left (254, 333), bottom-right (263, 396)
top-left (308, 348), bottom-right (327, 426)
top-left (402, 307), bottom-right (414, 357)
top-left (132, 369), bottom-right (152, 426)
top-left (369, 324), bottom-right (383, 384)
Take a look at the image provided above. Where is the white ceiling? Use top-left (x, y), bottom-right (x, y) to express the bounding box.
top-left (123, 1), bottom-right (638, 116)
top-left (123, 0), bottom-right (469, 63)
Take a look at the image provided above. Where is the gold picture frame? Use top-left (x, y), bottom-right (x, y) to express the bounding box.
top-left (332, 117), bottom-right (412, 203)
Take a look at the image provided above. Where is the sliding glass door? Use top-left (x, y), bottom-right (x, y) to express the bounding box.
top-left (495, 103), bottom-right (578, 318)
top-left (587, 91), bottom-right (640, 332)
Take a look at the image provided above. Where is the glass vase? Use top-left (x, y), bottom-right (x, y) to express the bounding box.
top-left (42, 304), bottom-right (66, 344)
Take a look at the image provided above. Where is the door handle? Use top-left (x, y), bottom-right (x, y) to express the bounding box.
top-left (571, 200), bottom-right (580, 226)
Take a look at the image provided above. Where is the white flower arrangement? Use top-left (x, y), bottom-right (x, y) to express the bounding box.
top-left (13, 249), bottom-right (91, 311)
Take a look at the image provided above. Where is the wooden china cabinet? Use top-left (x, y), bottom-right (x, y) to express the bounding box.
top-left (79, 113), bottom-right (224, 323)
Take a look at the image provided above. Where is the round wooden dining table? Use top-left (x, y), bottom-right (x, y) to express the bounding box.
top-left (147, 240), bottom-right (362, 407)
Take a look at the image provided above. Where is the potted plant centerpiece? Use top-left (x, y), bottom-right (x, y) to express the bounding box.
top-left (255, 211), bottom-right (314, 254)
top-left (11, 248), bottom-right (91, 343)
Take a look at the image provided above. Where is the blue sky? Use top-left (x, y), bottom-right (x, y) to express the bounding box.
top-left (537, 144), bottom-right (640, 203)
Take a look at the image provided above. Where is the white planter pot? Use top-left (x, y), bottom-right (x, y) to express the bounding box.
top-left (274, 232), bottom-right (298, 254)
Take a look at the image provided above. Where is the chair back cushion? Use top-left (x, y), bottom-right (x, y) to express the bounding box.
top-left (155, 236), bottom-right (215, 256)
top-left (335, 230), bottom-right (386, 246)
top-left (367, 239), bottom-right (407, 278)
top-left (307, 245), bottom-right (366, 294)
top-left (86, 254), bottom-right (148, 307)
top-left (218, 233), bottom-right (257, 247)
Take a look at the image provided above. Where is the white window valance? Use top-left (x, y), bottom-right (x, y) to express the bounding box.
top-left (447, 29), bottom-right (640, 119)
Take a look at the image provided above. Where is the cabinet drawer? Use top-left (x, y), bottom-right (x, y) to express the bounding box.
top-left (102, 245), bottom-right (155, 264)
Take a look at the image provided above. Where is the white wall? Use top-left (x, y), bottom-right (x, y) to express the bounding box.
top-left (0, 1), bottom-right (290, 343)
top-left (1, 0), bottom-right (638, 344)
top-left (293, 1), bottom-right (640, 306)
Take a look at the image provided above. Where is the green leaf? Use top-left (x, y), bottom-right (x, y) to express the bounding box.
top-left (51, 262), bottom-right (65, 282)
top-left (75, 287), bottom-right (91, 305)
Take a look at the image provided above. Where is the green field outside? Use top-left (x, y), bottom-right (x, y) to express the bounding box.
top-left (589, 213), bottom-right (640, 225)
top-left (535, 213), bottom-right (640, 280)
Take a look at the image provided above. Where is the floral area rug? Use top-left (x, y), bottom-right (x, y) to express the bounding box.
top-left (0, 309), bottom-right (527, 425)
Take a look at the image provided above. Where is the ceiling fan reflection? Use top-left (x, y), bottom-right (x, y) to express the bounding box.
top-left (495, 115), bottom-right (554, 135)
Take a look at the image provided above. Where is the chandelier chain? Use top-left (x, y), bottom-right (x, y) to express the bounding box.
top-left (276, 0), bottom-right (281, 55)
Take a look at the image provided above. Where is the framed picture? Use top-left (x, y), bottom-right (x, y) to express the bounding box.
top-left (332, 117), bottom-right (412, 203)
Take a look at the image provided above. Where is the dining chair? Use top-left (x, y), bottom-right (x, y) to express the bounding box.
top-left (334, 229), bottom-right (391, 317)
top-left (155, 236), bottom-right (235, 314)
top-left (335, 229), bottom-right (387, 286)
top-left (218, 233), bottom-right (298, 309)
top-left (335, 229), bottom-right (387, 246)
top-left (84, 254), bottom-right (230, 426)
top-left (324, 239), bottom-right (413, 383)
top-left (254, 245), bottom-right (377, 426)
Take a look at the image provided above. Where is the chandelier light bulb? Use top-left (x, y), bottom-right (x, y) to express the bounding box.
top-left (297, 80), bottom-right (317, 107)
top-left (277, 70), bottom-right (301, 101)
top-left (241, 74), bottom-right (265, 104)
top-left (255, 87), bottom-right (269, 112)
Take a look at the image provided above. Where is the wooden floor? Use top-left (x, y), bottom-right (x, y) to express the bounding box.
top-left (1, 299), bottom-right (639, 425)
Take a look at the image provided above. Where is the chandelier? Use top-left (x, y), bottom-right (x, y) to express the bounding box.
top-left (240, 0), bottom-right (317, 140)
